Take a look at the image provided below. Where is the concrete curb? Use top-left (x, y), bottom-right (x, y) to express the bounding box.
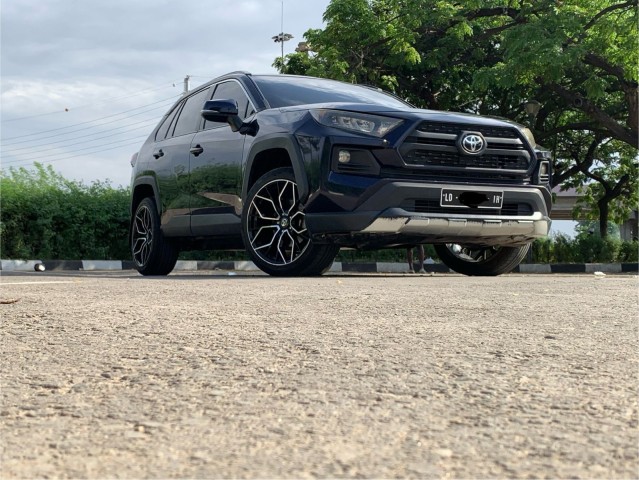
top-left (1, 259), bottom-right (637, 274)
top-left (1, 259), bottom-right (44, 272)
top-left (81, 260), bottom-right (123, 271)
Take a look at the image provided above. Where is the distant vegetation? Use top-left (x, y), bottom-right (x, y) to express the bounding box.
top-left (1, 164), bottom-right (130, 260)
top-left (532, 234), bottom-right (637, 264)
top-left (1, 164), bottom-right (636, 263)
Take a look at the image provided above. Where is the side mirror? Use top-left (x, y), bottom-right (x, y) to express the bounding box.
top-left (201, 99), bottom-right (242, 132)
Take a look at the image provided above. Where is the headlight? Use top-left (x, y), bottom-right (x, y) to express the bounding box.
top-left (521, 127), bottom-right (536, 148)
top-left (310, 109), bottom-right (403, 138)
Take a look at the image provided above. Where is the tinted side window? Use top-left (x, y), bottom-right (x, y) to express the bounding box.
top-left (214, 81), bottom-right (250, 118)
top-left (172, 88), bottom-right (210, 137)
top-left (155, 104), bottom-right (180, 141)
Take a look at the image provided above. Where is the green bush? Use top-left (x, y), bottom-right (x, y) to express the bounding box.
top-left (2, 165), bottom-right (637, 264)
top-left (618, 240), bottom-right (639, 263)
top-left (574, 235), bottom-right (620, 263)
top-left (1, 164), bottom-right (130, 260)
top-left (530, 234), bottom-right (635, 264)
top-left (551, 233), bottom-right (578, 263)
top-left (532, 237), bottom-right (552, 264)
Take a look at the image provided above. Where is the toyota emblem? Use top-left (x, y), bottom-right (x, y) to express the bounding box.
top-left (459, 132), bottom-right (486, 155)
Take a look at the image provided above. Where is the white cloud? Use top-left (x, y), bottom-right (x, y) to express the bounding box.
top-left (0, 0), bottom-right (329, 185)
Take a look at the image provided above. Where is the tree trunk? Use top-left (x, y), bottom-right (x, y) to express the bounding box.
top-left (598, 198), bottom-right (609, 239)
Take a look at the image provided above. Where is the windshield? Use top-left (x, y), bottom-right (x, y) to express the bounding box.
top-left (252, 75), bottom-right (411, 109)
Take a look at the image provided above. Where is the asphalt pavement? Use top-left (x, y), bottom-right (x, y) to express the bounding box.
top-left (1, 271), bottom-right (637, 478)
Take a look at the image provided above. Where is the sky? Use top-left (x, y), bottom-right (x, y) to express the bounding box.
top-left (1, 0), bottom-right (331, 187)
top-left (0, 0), bottom-right (576, 236)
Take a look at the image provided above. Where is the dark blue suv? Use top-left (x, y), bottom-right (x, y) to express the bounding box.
top-left (130, 72), bottom-right (552, 276)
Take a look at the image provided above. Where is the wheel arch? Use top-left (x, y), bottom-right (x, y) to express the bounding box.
top-left (131, 176), bottom-right (161, 215)
top-left (243, 135), bottom-right (309, 204)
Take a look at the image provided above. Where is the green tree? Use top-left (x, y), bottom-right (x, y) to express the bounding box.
top-left (567, 140), bottom-right (638, 237)
top-left (276, 0), bottom-right (639, 232)
top-left (279, 0), bottom-right (637, 146)
top-left (575, 219), bottom-right (621, 238)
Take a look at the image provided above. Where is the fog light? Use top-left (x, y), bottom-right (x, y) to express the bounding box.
top-left (540, 161), bottom-right (549, 176)
top-left (338, 150), bottom-right (351, 163)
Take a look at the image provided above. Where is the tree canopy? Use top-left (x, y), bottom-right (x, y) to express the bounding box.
top-left (276, 0), bottom-right (638, 234)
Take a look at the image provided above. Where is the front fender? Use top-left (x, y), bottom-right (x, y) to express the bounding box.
top-left (243, 134), bottom-right (309, 203)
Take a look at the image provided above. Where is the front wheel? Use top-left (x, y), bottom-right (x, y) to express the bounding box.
top-left (241, 168), bottom-right (338, 276)
top-left (131, 197), bottom-right (178, 276)
top-left (434, 243), bottom-right (530, 276)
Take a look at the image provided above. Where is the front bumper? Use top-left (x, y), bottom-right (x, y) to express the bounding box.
top-left (305, 181), bottom-right (551, 247)
top-left (360, 209), bottom-right (549, 244)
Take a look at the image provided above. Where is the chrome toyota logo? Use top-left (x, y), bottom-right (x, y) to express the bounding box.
top-left (459, 132), bottom-right (486, 154)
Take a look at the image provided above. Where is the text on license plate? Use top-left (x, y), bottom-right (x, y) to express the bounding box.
top-left (440, 189), bottom-right (504, 209)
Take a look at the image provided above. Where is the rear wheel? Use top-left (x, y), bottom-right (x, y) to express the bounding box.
top-left (434, 243), bottom-right (530, 276)
top-left (242, 168), bottom-right (338, 276)
top-left (131, 197), bottom-right (178, 276)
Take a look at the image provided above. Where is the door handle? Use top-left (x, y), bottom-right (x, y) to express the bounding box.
top-left (190, 145), bottom-right (204, 156)
top-left (152, 149), bottom-right (164, 159)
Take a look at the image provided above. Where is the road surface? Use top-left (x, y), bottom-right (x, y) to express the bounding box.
top-left (1, 271), bottom-right (637, 478)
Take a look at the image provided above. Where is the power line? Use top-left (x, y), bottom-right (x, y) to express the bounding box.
top-left (2, 116), bottom-right (159, 153)
top-left (1, 80), bottom-right (182, 123)
top-left (0, 103), bottom-right (169, 148)
top-left (3, 106), bottom-right (175, 154)
top-left (1, 139), bottom-right (147, 169)
top-left (3, 94), bottom-right (181, 142)
top-left (1, 94), bottom-right (178, 142)
top-left (1, 120), bottom-right (157, 157)
top-left (2, 134), bottom-right (149, 166)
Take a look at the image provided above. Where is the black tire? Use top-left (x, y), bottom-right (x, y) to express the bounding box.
top-left (131, 197), bottom-right (178, 276)
top-left (434, 243), bottom-right (530, 276)
top-left (242, 167), bottom-right (339, 276)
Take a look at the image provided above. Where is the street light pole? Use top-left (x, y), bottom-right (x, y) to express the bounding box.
top-left (272, 33), bottom-right (294, 64)
top-left (272, 1), bottom-right (293, 65)
top-left (524, 100), bottom-right (541, 128)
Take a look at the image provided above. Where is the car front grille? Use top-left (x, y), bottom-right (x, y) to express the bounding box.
top-left (399, 121), bottom-right (532, 175)
top-left (415, 122), bottom-right (520, 138)
top-left (403, 150), bottom-right (529, 170)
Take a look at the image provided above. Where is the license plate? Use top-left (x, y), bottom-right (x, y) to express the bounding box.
top-left (440, 189), bottom-right (504, 209)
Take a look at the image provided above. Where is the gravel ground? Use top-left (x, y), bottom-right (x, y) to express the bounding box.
top-left (1, 271), bottom-right (637, 479)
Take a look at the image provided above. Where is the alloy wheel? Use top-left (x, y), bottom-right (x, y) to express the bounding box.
top-left (246, 178), bottom-right (310, 266)
top-left (132, 205), bottom-right (153, 267)
top-left (446, 244), bottom-right (500, 263)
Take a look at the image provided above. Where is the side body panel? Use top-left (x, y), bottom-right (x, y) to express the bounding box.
top-left (189, 126), bottom-right (245, 236)
top-left (153, 132), bottom-right (195, 236)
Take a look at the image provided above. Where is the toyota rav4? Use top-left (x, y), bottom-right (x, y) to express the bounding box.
top-left (130, 72), bottom-right (552, 276)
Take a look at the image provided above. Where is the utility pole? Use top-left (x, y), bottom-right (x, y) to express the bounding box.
top-left (183, 75), bottom-right (190, 96)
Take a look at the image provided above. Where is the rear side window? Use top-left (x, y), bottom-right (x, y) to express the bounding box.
top-left (155, 105), bottom-right (180, 141)
top-left (172, 88), bottom-right (211, 137)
